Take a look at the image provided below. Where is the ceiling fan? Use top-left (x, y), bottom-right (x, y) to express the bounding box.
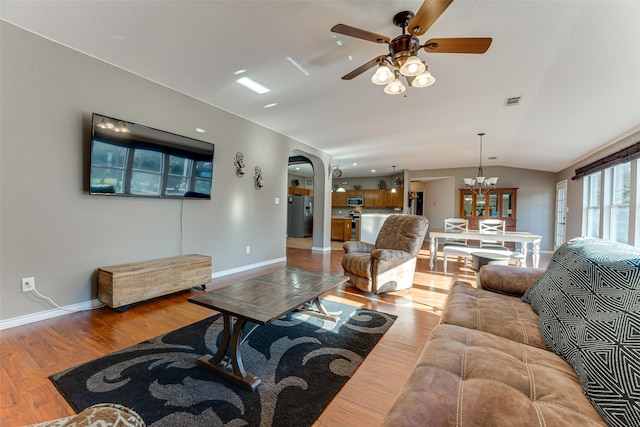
top-left (331, 0), bottom-right (492, 94)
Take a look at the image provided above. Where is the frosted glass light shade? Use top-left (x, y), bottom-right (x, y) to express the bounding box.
top-left (400, 55), bottom-right (426, 77)
top-left (384, 78), bottom-right (406, 95)
top-left (371, 64), bottom-right (395, 85)
top-left (411, 70), bottom-right (436, 88)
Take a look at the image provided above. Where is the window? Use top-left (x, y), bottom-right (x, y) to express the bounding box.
top-left (583, 172), bottom-right (601, 238)
top-left (606, 162), bottom-right (631, 244)
top-left (582, 159), bottom-right (637, 246)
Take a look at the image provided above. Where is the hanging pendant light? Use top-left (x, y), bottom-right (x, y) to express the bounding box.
top-left (390, 165), bottom-right (398, 193)
top-left (463, 133), bottom-right (499, 195)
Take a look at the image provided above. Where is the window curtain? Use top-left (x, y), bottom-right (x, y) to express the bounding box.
top-left (573, 141), bottom-right (640, 180)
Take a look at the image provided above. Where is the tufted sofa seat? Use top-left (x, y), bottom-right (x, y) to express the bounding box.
top-left (383, 238), bottom-right (640, 426)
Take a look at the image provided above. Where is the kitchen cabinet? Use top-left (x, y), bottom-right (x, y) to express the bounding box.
top-left (289, 187), bottom-right (310, 195)
top-left (331, 191), bottom-right (348, 207)
top-left (459, 188), bottom-right (518, 231)
top-left (363, 189), bottom-right (385, 208)
top-left (331, 218), bottom-right (351, 241)
top-left (331, 187), bottom-right (403, 209)
top-left (384, 188), bottom-right (404, 208)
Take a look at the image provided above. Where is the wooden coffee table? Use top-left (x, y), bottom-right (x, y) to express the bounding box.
top-left (188, 268), bottom-right (348, 391)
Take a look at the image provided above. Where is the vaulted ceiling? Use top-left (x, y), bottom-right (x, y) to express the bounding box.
top-left (2, 0), bottom-right (639, 178)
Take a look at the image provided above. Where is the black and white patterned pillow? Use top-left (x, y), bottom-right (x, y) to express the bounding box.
top-left (522, 238), bottom-right (640, 427)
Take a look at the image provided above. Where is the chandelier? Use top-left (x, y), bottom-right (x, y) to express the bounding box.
top-left (463, 133), bottom-right (498, 195)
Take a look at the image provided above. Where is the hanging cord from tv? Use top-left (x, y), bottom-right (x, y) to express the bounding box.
top-left (179, 199), bottom-right (184, 255)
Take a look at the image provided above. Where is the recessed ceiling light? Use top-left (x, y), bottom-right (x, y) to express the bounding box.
top-left (195, 128), bottom-right (206, 133)
top-left (348, 55), bottom-right (353, 61)
top-left (264, 103), bottom-right (278, 108)
top-left (336, 40), bottom-right (343, 46)
top-left (236, 77), bottom-right (270, 94)
top-left (234, 69), bottom-right (246, 75)
top-left (371, 169), bottom-right (376, 173)
top-left (353, 163), bottom-right (357, 166)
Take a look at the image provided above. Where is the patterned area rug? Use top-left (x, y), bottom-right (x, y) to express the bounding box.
top-left (50, 301), bottom-right (396, 427)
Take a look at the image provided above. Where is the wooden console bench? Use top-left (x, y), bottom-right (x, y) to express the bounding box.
top-left (98, 254), bottom-right (212, 310)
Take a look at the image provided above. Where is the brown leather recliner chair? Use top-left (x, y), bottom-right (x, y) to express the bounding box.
top-left (342, 215), bottom-right (429, 294)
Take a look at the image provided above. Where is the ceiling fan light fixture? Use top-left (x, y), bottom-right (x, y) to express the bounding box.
top-left (384, 76), bottom-right (406, 95)
top-left (399, 54), bottom-right (425, 77)
top-left (411, 68), bottom-right (436, 87)
top-left (371, 63), bottom-right (394, 85)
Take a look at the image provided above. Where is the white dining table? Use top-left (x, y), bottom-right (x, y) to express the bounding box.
top-left (428, 228), bottom-right (543, 269)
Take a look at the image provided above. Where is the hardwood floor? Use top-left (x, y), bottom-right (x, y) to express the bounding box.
top-left (0, 246), bottom-right (549, 426)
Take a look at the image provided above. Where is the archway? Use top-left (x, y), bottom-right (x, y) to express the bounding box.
top-left (287, 150), bottom-right (331, 251)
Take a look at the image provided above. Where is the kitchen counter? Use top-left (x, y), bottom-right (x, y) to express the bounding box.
top-left (330, 217), bottom-right (360, 241)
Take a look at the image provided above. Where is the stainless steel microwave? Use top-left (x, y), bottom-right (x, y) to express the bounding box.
top-left (347, 195), bottom-right (364, 207)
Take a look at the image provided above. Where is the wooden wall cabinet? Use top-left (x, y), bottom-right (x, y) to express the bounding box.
top-left (363, 189), bottom-right (384, 208)
top-left (459, 188), bottom-right (518, 231)
top-left (384, 188), bottom-right (404, 209)
top-left (289, 187), bottom-right (310, 195)
top-left (331, 191), bottom-right (348, 207)
top-left (330, 187), bottom-right (404, 209)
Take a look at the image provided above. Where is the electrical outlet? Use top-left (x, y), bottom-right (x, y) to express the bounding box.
top-left (22, 277), bottom-right (35, 292)
top-left (246, 246), bottom-right (251, 254)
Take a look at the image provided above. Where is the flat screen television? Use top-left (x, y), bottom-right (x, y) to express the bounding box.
top-left (90, 113), bottom-right (214, 199)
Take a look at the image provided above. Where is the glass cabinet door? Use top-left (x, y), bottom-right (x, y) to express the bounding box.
top-left (476, 194), bottom-right (486, 216)
top-left (487, 192), bottom-right (498, 217)
top-left (502, 191), bottom-right (513, 217)
top-left (463, 193), bottom-right (474, 216)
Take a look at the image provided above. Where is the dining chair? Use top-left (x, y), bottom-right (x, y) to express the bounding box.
top-left (478, 219), bottom-right (525, 266)
top-left (478, 219), bottom-right (507, 249)
top-left (443, 218), bottom-right (469, 247)
top-left (442, 218), bottom-right (473, 274)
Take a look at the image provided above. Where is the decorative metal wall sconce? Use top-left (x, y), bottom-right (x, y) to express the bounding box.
top-left (234, 152), bottom-right (245, 177)
top-left (328, 164), bottom-right (342, 180)
top-left (254, 166), bottom-right (264, 189)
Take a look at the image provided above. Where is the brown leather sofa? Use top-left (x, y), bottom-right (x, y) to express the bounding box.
top-left (383, 238), bottom-right (640, 426)
top-left (342, 214), bottom-right (428, 294)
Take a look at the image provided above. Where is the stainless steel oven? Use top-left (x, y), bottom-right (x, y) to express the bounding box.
top-left (347, 195), bottom-right (364, 207)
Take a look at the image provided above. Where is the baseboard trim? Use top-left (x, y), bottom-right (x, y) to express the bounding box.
top-left (312, 246), bottom-right (332, 252)
top-left (1, 257), bottom-right (288, 330)
top-left (211, 257), bottom-right (287, 278)
top-left (0, 299), bottom-right (105, 330)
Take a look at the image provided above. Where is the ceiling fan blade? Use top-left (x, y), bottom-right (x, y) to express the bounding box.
top-left (331, 24), bottom-right (390, 44)
top-left (408, 0), bottom-right (453, 36)
top-left (423, 38), bottom-right (492, 54)
top-left (341, 56), bottom-right (388, 80)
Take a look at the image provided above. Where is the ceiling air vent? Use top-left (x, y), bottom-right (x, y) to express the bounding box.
top-left (504, 96), bottom-right (522, 107)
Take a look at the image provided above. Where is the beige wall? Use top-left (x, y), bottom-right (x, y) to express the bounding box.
top-left (410, 167), bottom-right (557, 251)
top-left (0, 22), bottom-right (332, 321)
